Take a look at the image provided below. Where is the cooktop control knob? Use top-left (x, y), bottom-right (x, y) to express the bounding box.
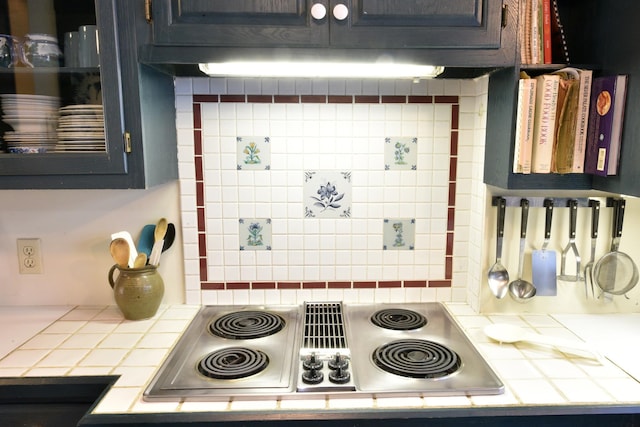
top-left (302, 367), bottom-right (324, 384)
top-left (328, 352), bottom-right (349, 370)
top-left (329, 366), bottom-right (351, 384)
top-left (302, 352), bottom-right (324, 370)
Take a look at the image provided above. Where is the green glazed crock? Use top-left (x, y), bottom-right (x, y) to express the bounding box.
top-left (108, 264), bottom-right (164, 320)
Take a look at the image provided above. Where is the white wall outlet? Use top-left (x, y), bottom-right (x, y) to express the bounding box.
top-left (17, 238), bottom-right (43, 274)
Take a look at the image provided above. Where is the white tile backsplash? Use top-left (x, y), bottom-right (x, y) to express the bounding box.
top-left (176, 78), bottom-right (489, 308)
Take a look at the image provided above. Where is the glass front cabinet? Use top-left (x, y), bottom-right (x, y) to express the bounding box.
top-left (0, 0), bottom-right (177, 189)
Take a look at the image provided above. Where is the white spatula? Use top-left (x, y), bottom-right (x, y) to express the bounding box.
top-left (484, 323), bottom-right (605, 363)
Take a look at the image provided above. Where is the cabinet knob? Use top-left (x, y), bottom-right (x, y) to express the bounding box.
top-left (311, 3), bottom-right (327, 20)
top-left (333, 4), bottom-right (349, 20)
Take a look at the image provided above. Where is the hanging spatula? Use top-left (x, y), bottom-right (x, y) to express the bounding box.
top-left (532, 199), bottom-right (557, 296)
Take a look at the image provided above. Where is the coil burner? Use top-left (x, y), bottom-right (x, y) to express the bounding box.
top-left (209, 311), bottom-right (285, 339)
top-left (198, 347), bottom-right (269, 380)
top-left (372, 339), bottom-right (461, 379)
top-left (370, 308), bottom-right (427, 330)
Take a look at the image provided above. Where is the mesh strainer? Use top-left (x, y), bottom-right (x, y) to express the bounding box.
top-left (594, 199), bottom-right (639, 296)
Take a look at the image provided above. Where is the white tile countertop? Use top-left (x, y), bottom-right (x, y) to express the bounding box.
top-left (0, 303), bottom-right (639, 421)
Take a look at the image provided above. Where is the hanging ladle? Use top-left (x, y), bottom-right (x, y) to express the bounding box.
top-left (508, 199), bottom-right (536, 302)
top-left (488, 197), bottom-right (509, 299)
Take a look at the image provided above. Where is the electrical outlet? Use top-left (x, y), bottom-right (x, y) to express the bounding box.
top-left (17, 238), bottom-right (43, 274)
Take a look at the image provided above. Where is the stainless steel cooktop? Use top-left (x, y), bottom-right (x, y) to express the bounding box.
top-left (144, 302), bottom-right (503, 401)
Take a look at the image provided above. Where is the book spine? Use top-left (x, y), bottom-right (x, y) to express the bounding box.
top-left (530, 0), bottom-right (540, 64)
top-left (513, 80), bottom-right (526, 173)
top-left (532, 75), bottom-right (560, 173)
top-left (513, 79), bottom-right (536, 174)
top-left (585, 77), bottom-right (615, 176)
top-left (606, 75), bottom-right (628, 175)
top-left (521, 79), bottom-right (537, 174)
top-left (571, 69), bottom-right (593, 172)
top-left (542, 0), bottom-right (552, 64)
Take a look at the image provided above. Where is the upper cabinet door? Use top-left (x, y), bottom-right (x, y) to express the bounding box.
top-left (151, 0), bottom-right (329, 47)
top-left (0, 0), bottom-right (127, 177)
top-left (331, 0), bottom-right (503, 49)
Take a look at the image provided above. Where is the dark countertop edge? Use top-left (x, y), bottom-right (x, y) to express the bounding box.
top-left (79, 404), bottom-right (640, 426)
top-left (0, 376), bottom-right (639, 425)
top-left (0, 376), bottom-right (118, 404)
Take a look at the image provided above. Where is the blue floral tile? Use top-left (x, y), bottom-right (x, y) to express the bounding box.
top-left (383, 218), bottom-right (415, 250)
top-left (237, 136), bottom-right (271, 170)
top-left (384, 137), bottom-right (417, 170)
top-left (239, 218), bottom-right (272, 250)
top-left (303, 171), bottom-right (352, 219)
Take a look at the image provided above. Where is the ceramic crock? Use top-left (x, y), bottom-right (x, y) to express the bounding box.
top-left (108, 264), bottom-right (164, 320)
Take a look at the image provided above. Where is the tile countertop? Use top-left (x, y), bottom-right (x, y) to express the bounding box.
top-left (0, 304), bottom-right (639, 422)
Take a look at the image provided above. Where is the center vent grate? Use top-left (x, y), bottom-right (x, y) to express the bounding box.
top-left (302, 302), bottom-right (347, 349)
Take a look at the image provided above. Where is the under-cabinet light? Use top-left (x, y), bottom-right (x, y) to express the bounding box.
top-left (198, 62), bottom-right (444, 79)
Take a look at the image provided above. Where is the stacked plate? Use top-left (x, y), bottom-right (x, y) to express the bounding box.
top-left (55, 104), bottom-right (106, 152)
top-left (1, 94), bottom-right (60, 153)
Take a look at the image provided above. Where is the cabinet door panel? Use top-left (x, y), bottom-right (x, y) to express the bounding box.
top-left (332, 0), bottom-right (502, 49)
top-left (153, 0), bottom-right (327, 47)
top-left (0, 0), bottom-right (127, 177)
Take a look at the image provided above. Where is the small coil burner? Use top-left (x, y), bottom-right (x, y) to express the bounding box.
top-left (371, 308), bottom-right (427, 330)
top-left (373, 339), bottom-right (461, 379)
top-left (198, 347), bottom-right (269, 379)
top-left (209, 311), bottom-right (285, 339)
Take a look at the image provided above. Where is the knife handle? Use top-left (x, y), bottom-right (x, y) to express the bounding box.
top-left (616, 199), bottom-right (626, 238)
top-left (589, 199), bottom-right (600, 239)
top-left (611, 199), bottom-right (620, 239)
top-left (568, 199), bottom-right (578, 238)
top-left (496, 197), bottom-right (506, 239)
top-left (520, 198), bottom-right (529, 238)
top-left (543, 198), bottom-right (554, 239)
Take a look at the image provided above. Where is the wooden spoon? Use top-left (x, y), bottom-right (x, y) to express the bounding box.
top-left (149, 218), bottom-right (168, 266)
top-left (154, 218), bottom-right (168, 242)
top-left (110, 238), bottom-right (130, 268)
top-left (133, 252), bottom-right (148, 269)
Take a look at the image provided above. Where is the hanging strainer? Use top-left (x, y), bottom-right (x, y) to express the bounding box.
top-left (593, 199), bottom-right (639, 296)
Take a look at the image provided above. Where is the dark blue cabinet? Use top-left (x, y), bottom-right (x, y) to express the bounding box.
top-left (142, 0), bottom-right (517, 68)
top-left (0, 0), bottom-right (177, 189)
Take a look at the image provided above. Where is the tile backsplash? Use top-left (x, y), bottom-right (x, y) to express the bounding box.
top-left (174, 77), bottom-right (489, 309)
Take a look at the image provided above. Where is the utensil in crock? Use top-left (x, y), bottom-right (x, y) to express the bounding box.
top-left (109, 237), bottom-right (129, 268)
top-left (149, 218), bottom-right (168, 266)
top-left (110, 230), bottom-right (138, 268)
top-left (487, 197), bottom-right (509, 299)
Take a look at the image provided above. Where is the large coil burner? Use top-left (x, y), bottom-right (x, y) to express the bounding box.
top-left (372, 339), bottom-right (461, 379)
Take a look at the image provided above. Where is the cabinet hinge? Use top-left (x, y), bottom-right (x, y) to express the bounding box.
top-left (123, 131), bottom-right (132, 153)
top-left (145, 0), bottom-right (153, 23)
top-left (501, 4), bottom-right (508, 28)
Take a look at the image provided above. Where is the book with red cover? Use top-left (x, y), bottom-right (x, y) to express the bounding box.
top-left (584, 75), bottom-right (628, 176)
top-left (542, 0), bottom-right (552, 64)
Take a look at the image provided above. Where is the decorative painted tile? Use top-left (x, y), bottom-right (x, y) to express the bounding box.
top-left (383, 219), bottom-right (415, 250)
top-left (384, 137), bottom-right (417, 170)
top-left (239, 218), bottom-right (272, 250)
top-left (304, 171), bottom-right (352, 218)
top-left (237, 136), bottom-right (270, 170)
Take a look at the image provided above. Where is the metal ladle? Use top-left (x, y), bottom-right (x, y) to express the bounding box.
top-left (508, 199), bottom-right (536, 302)
top-left (488, 197), bottom-right (509, 299)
